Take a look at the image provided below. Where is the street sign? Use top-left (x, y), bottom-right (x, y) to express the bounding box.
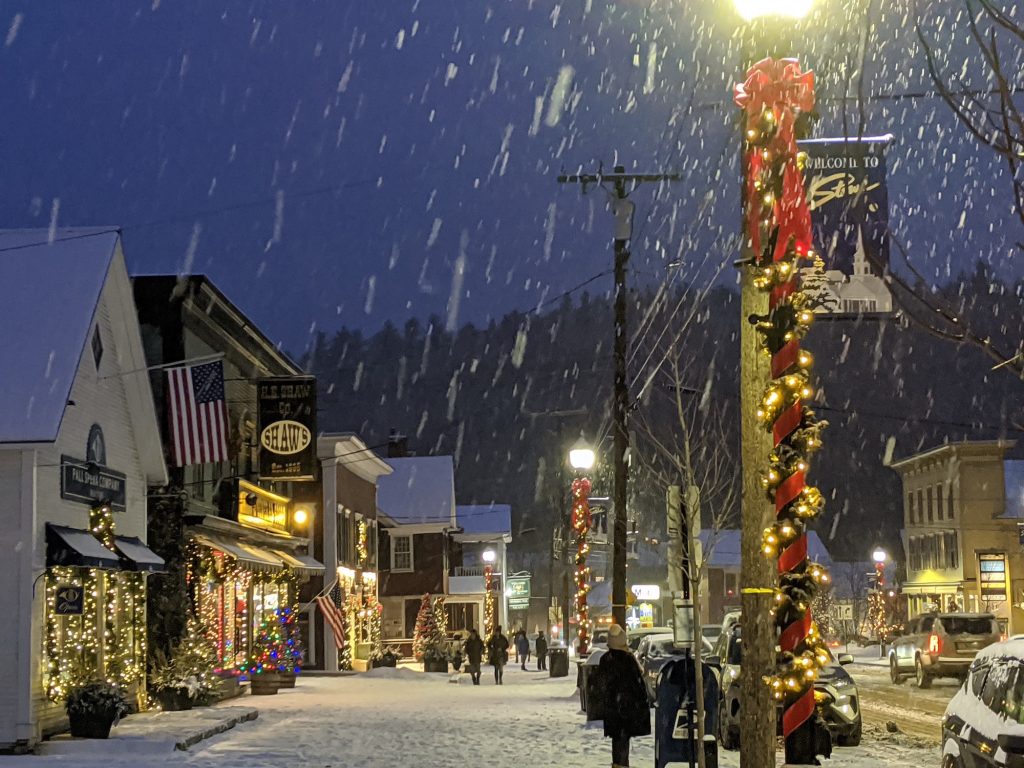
top-left (507, 576), bottom-right (531, 610)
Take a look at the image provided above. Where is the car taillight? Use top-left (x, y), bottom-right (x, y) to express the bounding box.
top-left (928, 633), bottom-right (942, 655)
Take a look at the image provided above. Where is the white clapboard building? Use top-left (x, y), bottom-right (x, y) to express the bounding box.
top-left (0, 229), bottom-right (167, 749)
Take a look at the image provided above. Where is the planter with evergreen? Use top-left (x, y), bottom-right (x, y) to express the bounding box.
top-left (370, 645), bottom-right (402, 669)
top-left (247, 615), bottom-right (284, 695)
top-left (66, 681), bottom-right (131, 739)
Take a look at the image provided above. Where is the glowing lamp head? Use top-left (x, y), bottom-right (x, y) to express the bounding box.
top-left (482, 549), bottom-right (497, 564)
top-left (734, 0), bottom-right (813, 22)
top-left (568, 437), bottom-right (595, 471)
top-left (293, 508), bottom-right (309, 526)
top-left (872, 548), bottom-right (887, 564)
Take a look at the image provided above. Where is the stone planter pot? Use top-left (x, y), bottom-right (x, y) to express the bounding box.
top-left (68, 710), bottom-right (119, 739)
top-left (371, 656), bottom-right (398, 669)
top-left (249, 671), bottom-right (280, 696)
top-left (277, 671), bottom-right (297, 689)
top-left (156, 688), bottom-right (193, 711)
top-left (423, 658), bottom-right (449, 674)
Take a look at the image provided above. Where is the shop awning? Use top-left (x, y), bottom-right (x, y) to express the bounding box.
top-left (272, 549), bottom-right (325, 575)
top-left (46, 523), bottom-right (121, 570)
top-left (113, 536), bottom-right (166, 573)
top-left (192, 533), bottom-right (284, 572)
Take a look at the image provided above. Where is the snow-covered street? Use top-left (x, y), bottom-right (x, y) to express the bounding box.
top-left (2, 665), bottom-right (941, 768)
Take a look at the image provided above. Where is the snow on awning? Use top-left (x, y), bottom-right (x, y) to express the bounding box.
top-left (46, 523), bottom-right (122, 570)
top-left (113, 535), bottom-right (165, 573)
top-left (272, 549), bottom-right (325, 575)
top-left (192, 533), bottom-right (284, 573)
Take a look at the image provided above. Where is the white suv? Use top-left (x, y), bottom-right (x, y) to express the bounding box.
top-left (942, 636), bottom-right (1024, 768)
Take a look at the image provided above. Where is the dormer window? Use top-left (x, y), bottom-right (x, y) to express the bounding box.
top-left (91, 327), bottom-right (103, 370)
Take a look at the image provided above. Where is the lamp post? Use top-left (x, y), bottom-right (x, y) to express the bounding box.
top-left (733, 1), bottom-right (824, 765)
top-left (568, 437), bottom-right (595, 656)
top-left (483, 548), bottom-right (497, 637)
top-left (873, 548), bottom-right (888, 658)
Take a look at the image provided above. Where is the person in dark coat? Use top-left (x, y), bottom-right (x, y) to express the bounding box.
top-left (515, 630), bottom-right (531, 670)
top-left (487, 625), bottom-right (510, 685)
top-left (536, 632), bottom-right (548, 671)
top-left (597, 624), bottom-right (651, 768)
top-left (463, 628), bottom-right (485, 685)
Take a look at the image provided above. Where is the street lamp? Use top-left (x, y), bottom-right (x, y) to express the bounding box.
top-left (567, 438), bottom-right (595, 656)
top-left (733, 1), bottom-right (818, 765)
top-left (568, 437), bottom-right (595, 472)
top-left (482, 549), bottom-right (496, 564)
top-left (293, 508), bottom-right (310, 526)
top-left (734, 0), bottom-right (813, 21)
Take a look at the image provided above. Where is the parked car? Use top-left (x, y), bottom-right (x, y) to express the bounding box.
top-left (942, 636), bottom-right (1024, 768)
top-left (635, 633), bottom-right (714, 702)
top-left (889, 612), bottom-right (1000, 688)
top-left (714, 617), bottom-right (862, 748)
top-left (628, 625), bottom-right (673, 652)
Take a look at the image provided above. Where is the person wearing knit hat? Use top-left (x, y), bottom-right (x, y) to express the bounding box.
top-left (597, 623), bottom-right (651, 767)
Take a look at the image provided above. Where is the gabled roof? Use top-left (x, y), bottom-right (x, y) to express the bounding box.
top-left (455, 504), bottom-right (512, 537)
top-left (0, 228), bottom-right (118, 443)
top-left (377, 456), bottom-right (456, 527)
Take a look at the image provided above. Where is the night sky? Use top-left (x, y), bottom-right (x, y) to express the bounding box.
top-left (1, 0), bottom-right (1020, 355)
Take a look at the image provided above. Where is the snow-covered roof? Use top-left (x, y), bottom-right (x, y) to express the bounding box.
top-left (0, 228), bottom-right (119, 443)
top-left (456, 504), bottom-right (512, 536)
top-left (377, 456), bottom-right (456, 527)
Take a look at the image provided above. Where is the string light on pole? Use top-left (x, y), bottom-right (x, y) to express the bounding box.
top-left (568, 437), bottom-right (595, 657)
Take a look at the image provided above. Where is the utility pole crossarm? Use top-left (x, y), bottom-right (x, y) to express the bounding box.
top-left (557, 171), bottom-right (682, 188)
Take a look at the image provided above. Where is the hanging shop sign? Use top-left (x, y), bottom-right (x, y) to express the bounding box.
top-left (507, 576), bottom-right (531, 610)
top-left (61, 428), bottom-right (126, 511)
top-left (258, 376), bottom-right (317, 481)
top-left (797, 135), bottom-right (894, 315)
top-left (631, 584), bottom-right (661, 601)
top-left (54, 584), bottom-right (84, 615)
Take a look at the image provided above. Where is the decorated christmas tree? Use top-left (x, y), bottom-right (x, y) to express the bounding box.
top-left (277, 607), bottom-right (304, 674)
top-left (866, 591), bottom-right (902, 645)
top-left (248, 614), bottom-right (284, 677)
top-left (811, 586), bottom-right (837, 642)
top-left (412, 593), bottom-right (443, 661)
top-left (432, 595), bottom-right (448, 640)
top-left (178, 613), bottom-right (219, 699)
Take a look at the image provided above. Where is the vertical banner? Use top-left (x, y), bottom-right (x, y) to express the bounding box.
top-left (258, 376), bottom-right (317, 481)
top-left (798, 135), bottom-right (894, 315)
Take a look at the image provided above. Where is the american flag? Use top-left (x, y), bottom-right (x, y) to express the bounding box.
top-left (315, 582), bottom-right (346, 649)
top-left (166, 360), bottom-right (229, 466)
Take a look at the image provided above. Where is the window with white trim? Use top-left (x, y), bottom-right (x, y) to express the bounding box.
top-left (391, 535), bottom-right (413, 572)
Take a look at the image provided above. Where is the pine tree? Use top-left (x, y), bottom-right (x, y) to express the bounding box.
top-left (412, 594), bottom-right (441, 661)
top-left (811, 588), bottom-right (837, 642)
top-left (866, 591), bottom-right (902, 645)
top-left (433, 595), bottom-right (448, 640)
top-left (277, 608), bottom-right (304, 673)
top-left (248, 614), bottom-right (285, 677)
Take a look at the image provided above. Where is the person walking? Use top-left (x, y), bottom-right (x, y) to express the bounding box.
top-left (463, 628), bottom-right (485, 685)
top-left (597, 624), bottom-right (650, 768)
top-left (487, 625), bottom-right (510, 685)
top-left (536, 631), bottom-right (548, 671)
top-left (515, 630), bottom-right (531, 671)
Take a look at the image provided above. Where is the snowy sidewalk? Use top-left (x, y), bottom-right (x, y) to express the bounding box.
top-left (0, 666), bottom-right (940, 767)
top-left (4, 703), bottom-right (257, 762)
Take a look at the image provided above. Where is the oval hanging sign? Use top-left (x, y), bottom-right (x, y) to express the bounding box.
top-left (260, 421), bottom-right (311, 455)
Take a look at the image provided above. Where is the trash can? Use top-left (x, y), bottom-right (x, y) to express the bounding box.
top-left (548, 646), bottom-right (569, 678)
top-left (577, 649), bottom-right (604, 719)
top-left (654, 652), bottom-right (720, 768)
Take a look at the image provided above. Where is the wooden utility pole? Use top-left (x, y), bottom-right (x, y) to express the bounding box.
top-left (557, 166), bottom-right (680, 629)
top-left (739, 263), bottom-right (777, 768)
